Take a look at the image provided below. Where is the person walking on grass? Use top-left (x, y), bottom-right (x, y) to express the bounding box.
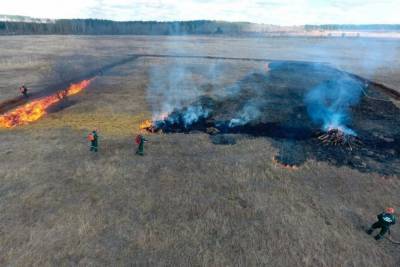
top-left (366, 208), bottom-right (396, 240)
top-left (135, 134), bottom-right (148, 156)
top-left (88, 129), bottom-right (99, 152)
top-left (19, 84), bottom-right (29, 98)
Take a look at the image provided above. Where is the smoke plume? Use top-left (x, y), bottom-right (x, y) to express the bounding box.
top-left (304, 75), bottom-right (364, 135)
top-left (229, 103), bottom-right (261, 127)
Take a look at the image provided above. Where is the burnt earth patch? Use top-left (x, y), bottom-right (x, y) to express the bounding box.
top-left (150, 62), bottom-right (400, 176)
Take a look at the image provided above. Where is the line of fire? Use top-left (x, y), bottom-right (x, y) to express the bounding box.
top-left (0, 79), bottom-right (94, 128)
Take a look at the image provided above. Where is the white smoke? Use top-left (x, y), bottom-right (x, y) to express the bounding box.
top-left (182, 105), bottom-right (210, 127)
top-left (229, 104), bottom-right (261, 127)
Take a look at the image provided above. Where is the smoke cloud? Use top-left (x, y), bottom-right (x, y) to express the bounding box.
top-left (304, 75), bottom-right (364, 135)
top-left (147, 56), bottom-right (269, 129)
top-left (229, 103), bottom-right (261, 127)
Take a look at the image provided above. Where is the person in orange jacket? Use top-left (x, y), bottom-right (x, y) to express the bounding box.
top-left (88, 129), bottom-right (99, 152)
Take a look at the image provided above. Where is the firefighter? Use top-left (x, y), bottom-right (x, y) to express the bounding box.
top-left (88, 129), bottom-right (99, 152)
top-left (19, 84), bottom-right (29, 98)
top-left (366, 208), bottom-right (396, 240)
top-left (135, 134), bottom-right (148, 156)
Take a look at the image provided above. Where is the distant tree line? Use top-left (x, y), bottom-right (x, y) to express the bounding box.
top-left (305, 24), bottom-right (400, 31)
top-left (0, 19), bottom-right (254, 35)
top-left (1, 19), bottom-right (399, 35)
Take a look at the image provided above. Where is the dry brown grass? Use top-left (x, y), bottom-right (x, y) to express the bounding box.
top-left (0, 36), bottom-right (399, 266)
top-left (30, 111), bottom-right (149, 136)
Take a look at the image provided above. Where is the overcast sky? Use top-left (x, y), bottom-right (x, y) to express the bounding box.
top-left (0, 0), bottom-right (399, 25)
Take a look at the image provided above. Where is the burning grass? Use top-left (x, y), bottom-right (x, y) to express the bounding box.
top-left (0, 79), bottom-right (94, 128)
top-left (272, 156), bottom-right (300, 170)
top-left (139, 119), bottom-right (159, 133)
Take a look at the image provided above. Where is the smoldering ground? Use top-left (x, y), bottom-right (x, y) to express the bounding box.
top-left (146, 61), bottom-right (400, 176)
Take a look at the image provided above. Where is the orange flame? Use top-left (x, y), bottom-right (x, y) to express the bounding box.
top-left (0, 79), bottom-right (93, 128)
top-left (272, 156), bottom-right (299, 170)
top-left (139, 112), bottom-right (170, 132)
top-left (139, 119), bottom-right (153, 130)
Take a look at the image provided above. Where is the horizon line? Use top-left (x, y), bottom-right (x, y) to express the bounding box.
top-left (1, 14), bottom-right (399, 27)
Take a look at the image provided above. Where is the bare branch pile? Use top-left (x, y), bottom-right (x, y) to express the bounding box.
top-left (318, 129), bottom-right (363, 149)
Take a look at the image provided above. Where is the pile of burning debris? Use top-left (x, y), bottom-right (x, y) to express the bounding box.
top-left (317, 128), bottom-right (363, 150)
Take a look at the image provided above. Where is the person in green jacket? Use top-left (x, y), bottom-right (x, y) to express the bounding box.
top-left (366, 208), bottom-right (396, 240)
top-left (135, 134), bottom-right (148, 156)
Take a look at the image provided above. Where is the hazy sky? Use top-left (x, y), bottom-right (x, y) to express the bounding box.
top-left (0, 0), bottom-right (399, 25)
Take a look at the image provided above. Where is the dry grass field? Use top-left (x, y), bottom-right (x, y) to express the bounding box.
top-left (0, 35), bottom-right (400, 266)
